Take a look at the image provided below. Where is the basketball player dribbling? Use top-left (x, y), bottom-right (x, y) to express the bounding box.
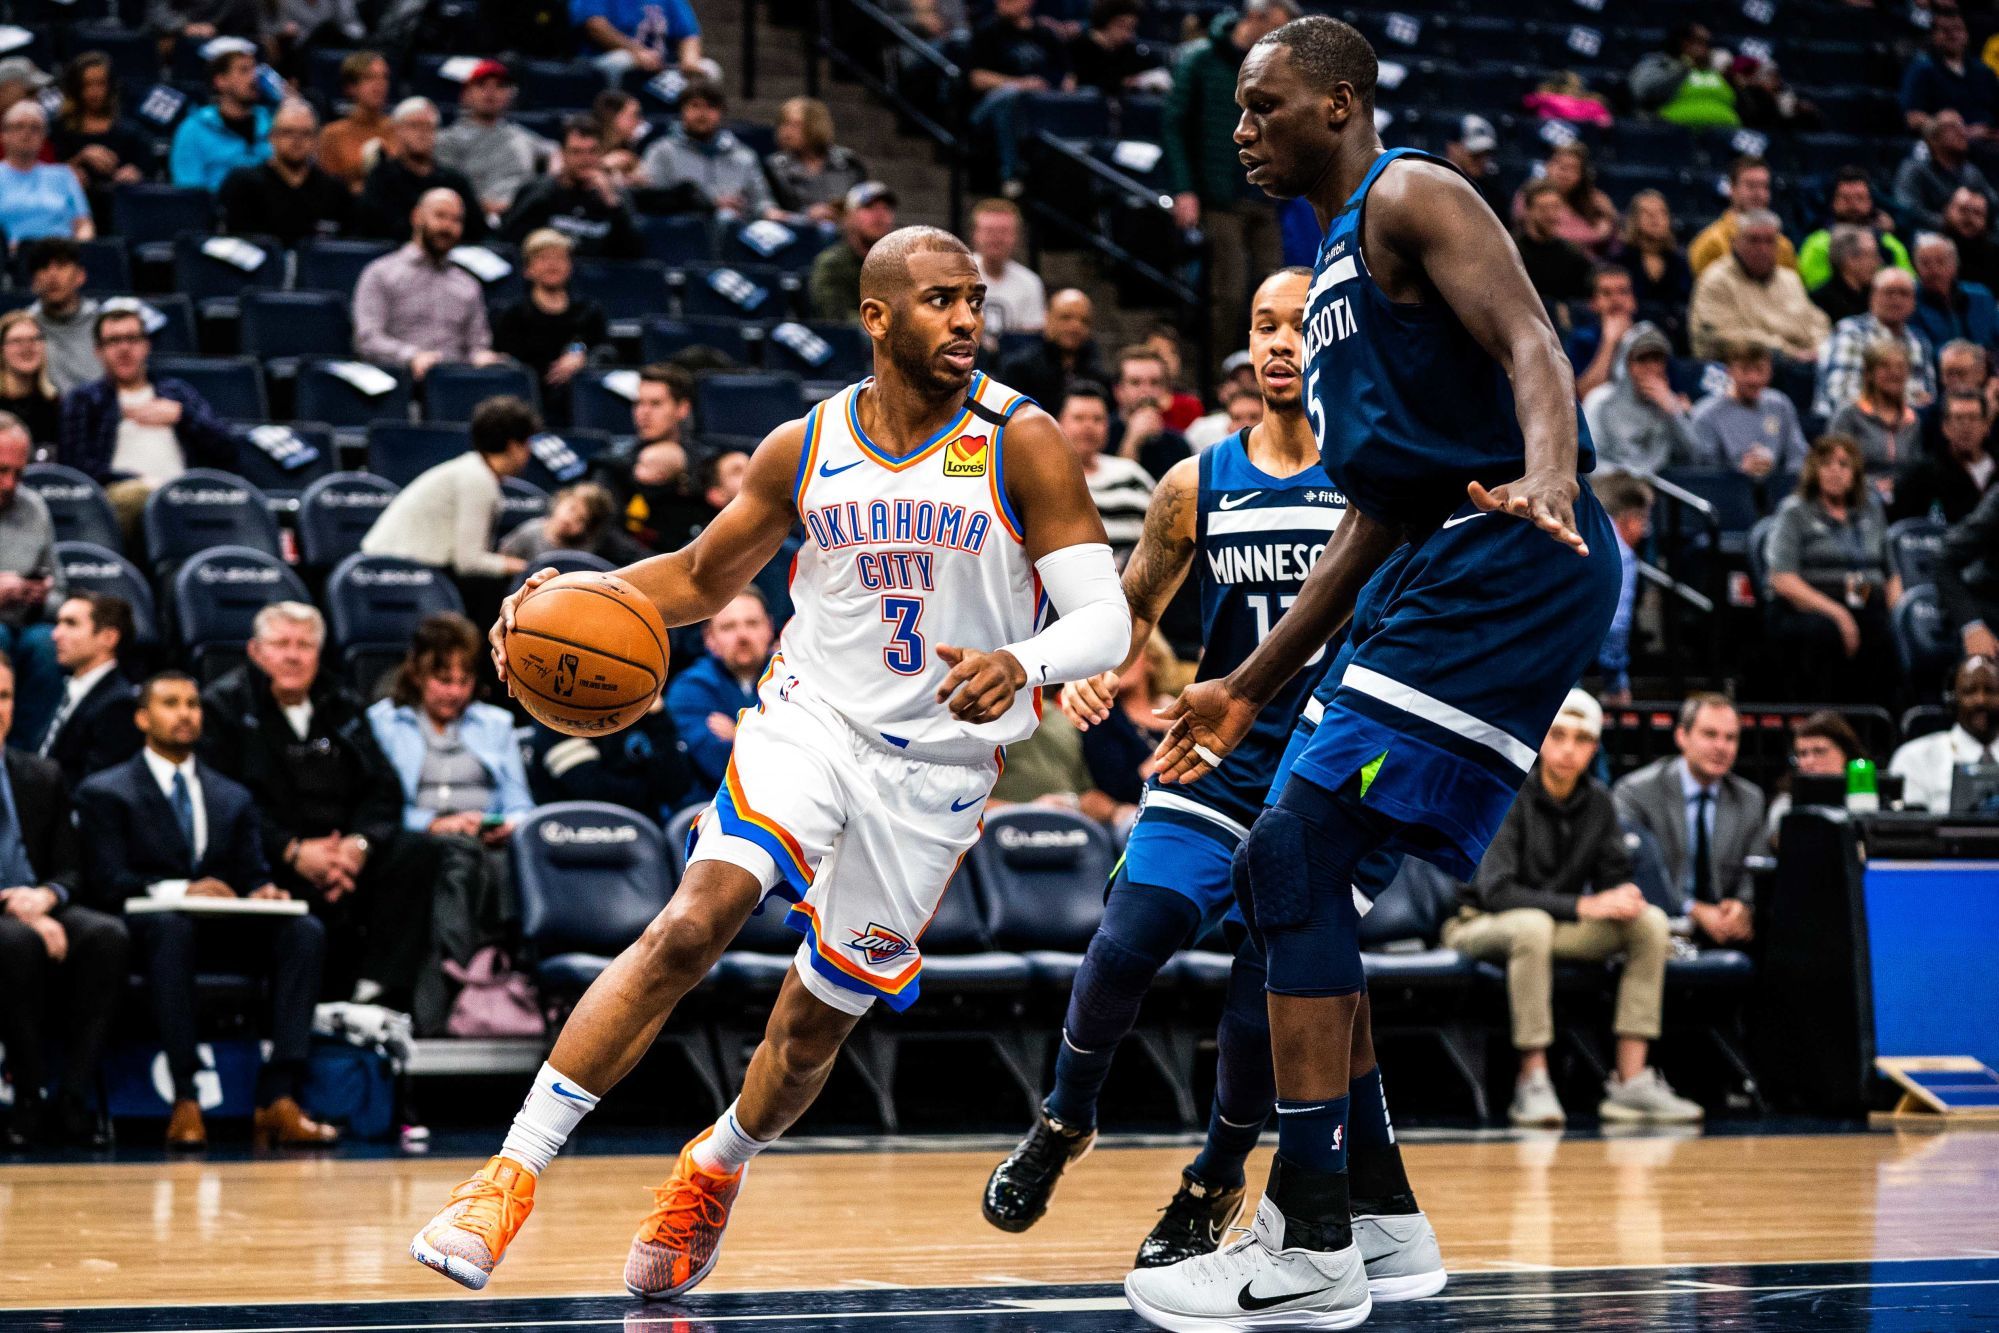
top-left (409, 226), bottom-right (1131, 1299)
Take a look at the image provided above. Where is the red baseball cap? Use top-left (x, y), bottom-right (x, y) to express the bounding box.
top-left (466, 59), bottom-right (512, 84)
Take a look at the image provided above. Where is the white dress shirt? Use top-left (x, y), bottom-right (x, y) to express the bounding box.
top-left (1890, 724), bottom-right (1999, 814)
top-left (141, 747), bottom-right (208, 900)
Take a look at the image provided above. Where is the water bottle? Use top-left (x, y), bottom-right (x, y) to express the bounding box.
top-left (1846, 757), bottom-right (1879, 813)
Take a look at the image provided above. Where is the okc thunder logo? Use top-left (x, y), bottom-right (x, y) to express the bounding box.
top-left (847, 923), bottom-right (912, 965)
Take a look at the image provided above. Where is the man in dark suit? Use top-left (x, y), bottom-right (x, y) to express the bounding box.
top-left (1612, 694), bottom-right (1767, 947)
top-left (76, 672), bottom-right (339, 1150)
top-left (996, 288), bottom-right (1108, 414)
top-left (0, 650), bottom-right (128, 1150)
top-left (36, 592), bottom-right (141, 788)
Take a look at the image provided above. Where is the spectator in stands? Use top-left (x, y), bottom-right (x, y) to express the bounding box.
top-left (1689, 340), bottom-right (1807, 478)
top-left (1612, 693), bottom-right (1764, 946)
top-left (527, 687), bottom-right (691, 820)
top-left (1895, 111), bottom-right (1997, 236)
top-left (665, 590), bottom-right (772, 801)
top-left (1059, 380), bottom-right (1150, 563)
top-left (36, 593), bottom-right (139, 788)
top-left (1571, 265), bottom-right (1635, 400)
top-left (0, 102), bottom-right (92, 247)
top-left (968, 197), bottom-right (1045, 343)
top-left (1813, 224), bottom-right (1885, 325)
top-left (169, 45), bottom-right (271, 194)
top-left (989, 690), bottom-right (1123, 818)
top-left (1595, 474), bottom-right (1651, 704)
top-left (1163, 0), bottom-right (1298, 374)
top-left (1612, 191), bottom-right (1692, 350)
top-left (1938, 487), bottom-right (1999, 659)
top-left (437, 62), bottom-right (551, 220)
top-left (146, 1), bottom-right (261, 42)
top-left (810, 181), bottom-right (898, 322)
top-left (1069, 0), bottom-right (1166, 96)
top-left (1924, 339), bottom-right (1999, 456)
top-left (1766, 711), bottom-right (1866, 843)
top-left (316, 51), bottom-right (391, 193)
top-left (765, 96), bottom-right (866, 222)
top-left (998, 287), bottom-right (1105, 410)
top-left (366, 611), bottom-right (533, 861)
top-left (1583, 324), bottom-right (1695, 476)
top-left (597, 363), bottom-right (712, 553)
top-left (1689, 156), bottom-right (1795, 277)
top-left (58, 306), bottom-right (234, 532)
top-left (499, 114), bottom-right (641, 259)
top-left (1829, 339), bottom-right (1922, 479)
top-left (1913, 233), bottom-right (1999, 352)
top-left (1630, 21), bottom-right (1737, 129)
top-left (493, 229), bottom-right (610, 423)
top-left (1692, 211), bottom-right (1828, 363)
top-left (594, 90), bottom-right (654, 189)
top-left (1817, 268), bottom-right (1935, 420)
top-left (500, 479), bottom-right (646, 564)
top-left (0, 310), bottom-right (61, 448)
top-left (358, 98), bottom-right (486, 245)
top-left (1730, 54), bottom-right (1817, 134)
top-left (21, 243), bottom-right (96, 397)
top-left (1798, 168), bottom-right (1911, 294)
top-left (1514, 179), bottom-right (1592, 306)
top-left (1766, 435), bottom-right (1900, 702)
top-left (1444, 690), bottom-right (1699, 1127)
top-left (1108, 344), bottom-right (1191, 480)
top-left (966, 0), bottom-right (1074, 190)
top-left (0, 649), bottom-right (124, 1151)
top-left (1076, 629), bottom-right (1176, 820)
top-left (1890, 654), bottom-right (1999, 811)
top-left (0, 417), bottom-right (58, 729)
top-left (638, 78), bottom-right (776, 220)
top-left (1512, 143), bottom-right (1617, 258)
top-left (51, 52), bottom-right (150, 211)
top-left (353, 188), bottom-right (503, 380)
top-left (1898, 388), bottom-right (1996, 523)
top-left (1900, 6), bottom-right (1999, 137)
top-left (1141, 325), bottom-right (1205, 432)
top-left (362, 395), bottom-right (532, 580)
top-left (217, 98), bottom-right (353, 248)
top-left (1226, 386), bottom-right (1262, 433)
top-left (78, 671), bottom-right (338, 1149)
top-left (575, 0), bottom-right (709, 82)
top-left (1443, 114), bottom-right (1505, 218)
top-left (1942, 186), bottom-right (1999, 292)
top-left (1182, 381), bottom-right (1240, 452)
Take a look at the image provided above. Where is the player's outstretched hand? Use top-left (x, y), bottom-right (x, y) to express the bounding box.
top-left (1151, 679), bottom-right (1260, 785)
top-left (489, 567), bottom-right (559, 691)
top-left (1059, 670), bottom-right (1121, 729)
top-left (936, 645), bottom-right (1028, 724)
top-left (1468, 472), bottom-right (1588, 555)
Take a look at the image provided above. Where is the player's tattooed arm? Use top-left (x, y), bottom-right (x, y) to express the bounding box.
top-left (1369, 160), bottom-right (1589, 555)
top-left (1063, 457), bottom-right (1197, 729)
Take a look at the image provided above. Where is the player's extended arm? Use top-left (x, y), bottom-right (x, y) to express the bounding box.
top-left (1151, 506), bottom-right (1403, 784)
top-left (490, 420), bottom-right (805, 685)
top-left (933, 407), bottom-right (1130, 723)
top-left (1372, 160), bottom-right (1589, 555)
top-left (1064, 457), bottom-right (1198, 728)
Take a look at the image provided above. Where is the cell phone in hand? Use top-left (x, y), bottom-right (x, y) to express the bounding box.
top-left (480, 812), bottom-right (506, 829)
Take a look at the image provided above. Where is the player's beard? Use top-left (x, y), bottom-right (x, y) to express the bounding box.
top-left (887, 319), bottom-right (972, 396)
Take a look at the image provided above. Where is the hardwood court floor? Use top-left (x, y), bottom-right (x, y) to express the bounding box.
top-left (2, 1130), bottom-right (1996, 1310)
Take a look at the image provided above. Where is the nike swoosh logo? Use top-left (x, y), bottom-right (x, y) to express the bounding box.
top-left (1218, 491), bottom-right (1263, 510)
top-left (1440, 510), bottom-right (1489, 530)
top-left (820, 459), bottom-right (863, 477)
top-left (550, 1081), bottom-right (593, 1103)
top-left (1238, 1282), bottom-right (1332, 1312)
top-left (950, 796), bottom-right (980, 812)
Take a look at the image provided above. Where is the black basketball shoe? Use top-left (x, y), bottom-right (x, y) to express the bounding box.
top-left (981, 1107), bottom-right (1096, 1232)
top-left (1134, 1169), bottom-right (1247, 1267)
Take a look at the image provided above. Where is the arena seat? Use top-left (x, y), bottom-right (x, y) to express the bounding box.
top-left (497, 475), bottom-right (550, 531)
top-left (296, 471), bottom-right (399, 575)
top-left (510, 549), bottom-right (615, 587)
top-left (641, 315), bottom-right (760, 367)
top-left (170, 232), bottom-right (285, 314)
top-left (230, 421), bottom-right (336, 500)
top-left (695, 371), bottom-right (805, 440)
top-left (53, 541), bottom-right (159, 646)
top-left (1893, 583), bottom-right (1956, 695)
top-left (152, 356), bottom-right (268, 423)
top-left (366, 422), bottom-right (467, 487)
top-left (297, 358), bottom-right (415, 431)
top-left (295, 237), bottom-right (394, 295)
top-left (663, 802), bottom-right (705, 877)
top-left (569, 370), bottom-right (638, 435)
top-left (762, 321), bottom-right (871, 387)
top-left (637, 214), bottom-right (717, 267)
top-left (110, 184), bottom-right (215, 266)
top-left (520, 428), bottom-right (610, 493)
top-left (105, 294), bottom-right (197, 357)
top-left (1887, 515), bottom-right (1947, 588)
top-left (720, 220), bottom-right (832, 273)
top-left (422, 362), bottom-right (540, 423)
top-left (24, 464), bottom-right (122, 552)
top-left (680, 262), bottom-right (785, 321)
top-left (325, 552), bottom-right (465, 691)
top-left (239, 291), bottom-right (353, 365)
top-left (571, 258), bottom-right (675, 333)
top-left (170, 545), bottom-right (311, 678)
top-left (141, 469), bottom-right (282, 578)
top-left (975, 807), bottom-right (1116, 990)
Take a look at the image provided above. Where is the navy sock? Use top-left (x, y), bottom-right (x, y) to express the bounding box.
top-left (1190, 1103), bottom-right (1265, 1189)
top-left (1275, 1093), bottom-right (1350, 1176)
top-left (1189, 937), bottom-right (1274, 1188)
top-left (1347, 1066), bottom-right (1417, 1213)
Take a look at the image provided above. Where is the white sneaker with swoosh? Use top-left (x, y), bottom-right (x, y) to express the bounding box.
top-left (1124, 1196), bottom-right (1371, 1331)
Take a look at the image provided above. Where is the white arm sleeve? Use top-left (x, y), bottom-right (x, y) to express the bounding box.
top-left (1001, 543), bottom-right (1130, 687)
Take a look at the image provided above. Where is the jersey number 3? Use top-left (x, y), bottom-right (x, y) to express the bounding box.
top-left (881, 596), bottom-right (926, 675)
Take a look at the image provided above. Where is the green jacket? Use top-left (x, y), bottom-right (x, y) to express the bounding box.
top-left (1163, 10), bottom-right (1257, 204)
top-left (1797, 227), bottom-right (1913, 292)
top-left (810, 241), bottom-right (864, 323)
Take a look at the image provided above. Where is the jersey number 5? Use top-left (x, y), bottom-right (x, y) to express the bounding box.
top-left (1305, 367), bottom-right (1325, 448)
top-left (881, 596), bottom-right (926, 675)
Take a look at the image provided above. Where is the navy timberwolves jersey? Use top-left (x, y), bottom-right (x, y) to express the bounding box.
top-left (1142, 429), bottom-right (1346, 829)
top-left (1302, 147), bottom-right (1596, 527)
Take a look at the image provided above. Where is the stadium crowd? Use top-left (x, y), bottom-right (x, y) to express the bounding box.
top-left (1, 0), bottom-right (1997, 1145)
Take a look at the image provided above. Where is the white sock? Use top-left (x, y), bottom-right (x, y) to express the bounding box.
top-left (499, 1063), bottom-right (600, 1175)
top-left (690, 1100), bottom-right (772, 1175)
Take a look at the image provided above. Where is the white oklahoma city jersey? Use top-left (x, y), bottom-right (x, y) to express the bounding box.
top-left (784, 371), bottom-right (1045, 762)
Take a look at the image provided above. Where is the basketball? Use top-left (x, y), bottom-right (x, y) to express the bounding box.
top-left (504, 571), bottom-right (670, 738)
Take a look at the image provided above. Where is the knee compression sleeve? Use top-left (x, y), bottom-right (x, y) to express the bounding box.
top-left (1248, 776), bottom-right (1395, 998)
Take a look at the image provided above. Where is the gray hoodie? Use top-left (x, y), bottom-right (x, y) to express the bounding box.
top-left (1581, 322), bottom-right (1699, 475)
top-left (437, 117), bottom-right (553, 212)
top-left (640, 126), bottom-right (774, 216)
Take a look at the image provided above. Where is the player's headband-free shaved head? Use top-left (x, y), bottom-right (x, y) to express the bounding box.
top-left (1254, 15), bottom-right (1378, 111)
top-left (858, 225), bottom-right (976, 303)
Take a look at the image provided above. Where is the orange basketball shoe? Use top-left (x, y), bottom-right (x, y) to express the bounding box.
top-left (624, 1128), bottom-right (747, 1300)
top-left (410, 1155), bottom-right (537, 1290)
